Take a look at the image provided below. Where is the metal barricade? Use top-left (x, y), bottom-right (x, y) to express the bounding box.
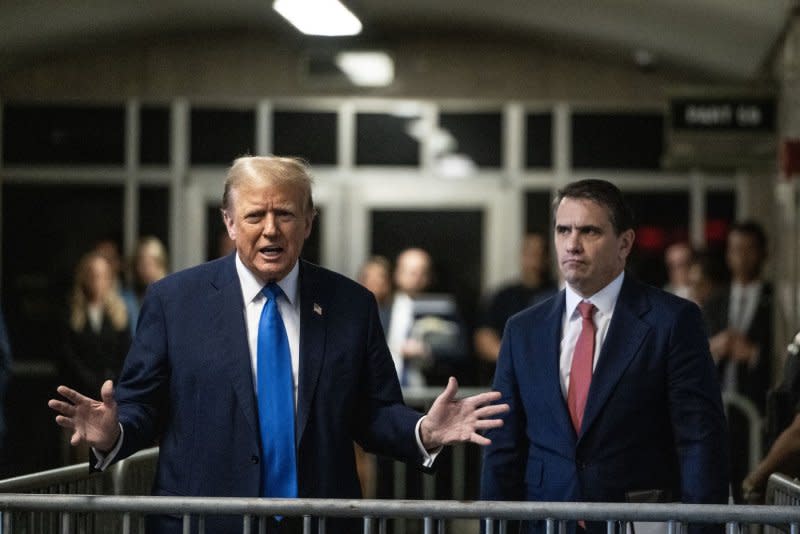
top-left (0, 447), bottom-right (158, 533)
top-left (765, 473), bottom-right (800, 534)
top-left (1, 495), bottom-right (800, 534)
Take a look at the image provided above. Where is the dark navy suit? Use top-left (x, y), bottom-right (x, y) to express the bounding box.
top-left (112, 254), bottom-right (424, 532)
top-left (480, 276), bottom-right (729, 534)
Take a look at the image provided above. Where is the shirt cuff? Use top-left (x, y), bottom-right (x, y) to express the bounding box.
top-left (415, 415), bottom-right (442, 468)
top-left (92, 423), bottom-right (124, 471)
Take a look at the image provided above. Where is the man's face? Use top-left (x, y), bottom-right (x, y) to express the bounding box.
top-left (223, 178), bottom-right (312, 283)
top-left (554, 197), bottom-right (634, 297)
top-left (85, 256), bottom-right (114, 301)
top-left (726, 231), bottom-right (764, 282)
top-left (665, 243), bottom-right (692, 288)
top-left (394, 251), bottom-right (431, 296)
top-left (359, 263), bottom-right (391, 303)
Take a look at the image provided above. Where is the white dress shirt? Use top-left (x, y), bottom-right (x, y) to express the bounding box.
top-left (236, 254), bottom-right (301, 403)
top-left (558, 272), bottom-right (624, 399)
top-left (728, 280), bottom-right (763, 334)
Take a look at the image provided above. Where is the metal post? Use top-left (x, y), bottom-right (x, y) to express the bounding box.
top-left (546, 518), bottom-right (556, 534)
top-left (60, 512), bottom-right (72, 534)
top-left (303, 514), bottom-right (312, 534)
top-left (182, 514), bottom-right (191, 534)
top-left (424, 516), bottom-right (434, 534)
top-left (484, 518), bottom-right (494, 534)
top-left (242, 514), bottom-right (252, 534)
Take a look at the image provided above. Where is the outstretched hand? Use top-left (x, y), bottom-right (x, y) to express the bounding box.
top-left (419, 376), bottom-right (509, 450)
top-left (48, 380), bottom-right (121, 452)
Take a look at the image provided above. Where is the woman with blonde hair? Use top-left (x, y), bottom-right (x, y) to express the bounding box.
top-left (62, 252), bottom-right (131, 396)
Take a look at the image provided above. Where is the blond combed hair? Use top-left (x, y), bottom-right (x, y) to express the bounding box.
top-left (70, 252), bottom-right (128, 332)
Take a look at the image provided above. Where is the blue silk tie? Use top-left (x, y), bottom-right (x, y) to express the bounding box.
top-left (257, 283), bottom-right (298, 498)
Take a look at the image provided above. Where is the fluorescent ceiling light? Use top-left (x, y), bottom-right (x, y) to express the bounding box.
top-left (335, 51), bottom-right (394, 87)
top-left (273, 0), bottom-right (362, 36)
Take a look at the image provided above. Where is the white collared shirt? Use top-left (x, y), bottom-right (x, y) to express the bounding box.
top-left (728, 280), bottom-right (763, 334)
top-left (235, 254), bottom-right (301, 404)
top-left (559, 272), bottom-right (625, 399)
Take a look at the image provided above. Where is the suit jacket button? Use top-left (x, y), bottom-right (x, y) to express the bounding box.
top-left (251, 455), bottom-right (259, 464)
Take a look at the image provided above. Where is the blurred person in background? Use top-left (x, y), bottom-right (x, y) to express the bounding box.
top-left (742, 330), bottom-right (800, 502)
top-left (663, 241), bottom-right (694, 300)
top-left (704, 221), bottom-right (773, 502)
top-left (386, 247), bottom-right (467, 387)
top-left (687, 251), bottom-right (727, 310)
top-left (474, 233), bottom-right (557, 384)
top-left (357, 255), bottom-right (393, 333)
top-left (93, 237), bottom-right (138, 332)
top-left (126, 236), bottom-right (169, 332)
top-left (353, 255), bottom-right (395, 498)
top-left (61, 252), bottom-right (130, 463)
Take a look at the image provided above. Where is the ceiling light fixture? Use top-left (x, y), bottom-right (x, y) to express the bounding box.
top-left (335, 51), bottom-right (394, 87)
top-left (273, 0), bottom-right (362, 36)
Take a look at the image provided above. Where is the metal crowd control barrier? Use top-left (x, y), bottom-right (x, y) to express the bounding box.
top-left (764, 473), bottom-right (800, 534)
top-left (0, 387), bottom-right (770, 533)
top-left (1, 496), bottom-right (800, 534)
top-left (723, 391), bottom-right (764, 473)
top-left (766, 473), bottom-right (800, 506)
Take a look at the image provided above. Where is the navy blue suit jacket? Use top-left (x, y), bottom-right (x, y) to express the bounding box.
top-left (112, 255), bottom-right (424, 531)
top-left (480, 276), bottom-right (729, 534)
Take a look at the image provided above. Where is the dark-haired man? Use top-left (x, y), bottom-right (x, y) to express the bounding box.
top-left (481, 179), bottom-right (729, 534)
top-left (705, 220), bottom-right (773, 502)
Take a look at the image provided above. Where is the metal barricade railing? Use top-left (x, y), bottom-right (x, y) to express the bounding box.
top-left (1, 496), bottom-right (800, 534)
top-left (723, 391), bottom-right (764, 473)
top-left (766, 473), bottom-right (800, 507)
top-left (0, 447), bottom-right (158, 496)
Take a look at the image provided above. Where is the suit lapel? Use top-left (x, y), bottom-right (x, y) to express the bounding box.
top-left (211, 254), bottom-right (260, 439)
top-left (536, 292), bottom-right (577, 443)
top-left (579, 276), bottom-right (650, 438)
top-left (296, 261), bottom-right (327, 446)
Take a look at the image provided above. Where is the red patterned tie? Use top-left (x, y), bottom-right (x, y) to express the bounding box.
top-left (567, 301), bottom-right (596, 433)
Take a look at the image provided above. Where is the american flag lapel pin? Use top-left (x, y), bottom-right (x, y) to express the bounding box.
top-left (313, 303), bottom-right (323, 316)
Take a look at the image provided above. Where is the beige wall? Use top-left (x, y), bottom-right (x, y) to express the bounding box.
top-left (0, 31), bottom-right (718, 102)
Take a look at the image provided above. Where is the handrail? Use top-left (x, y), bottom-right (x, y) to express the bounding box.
top-left (0, 495), bottom-right (798, 524)
top-left (766, 473), bottom-right (800, 505)
top-left (0, 447), bottom-right (159, 495)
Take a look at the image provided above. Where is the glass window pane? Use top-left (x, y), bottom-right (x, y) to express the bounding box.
top-left (439, 112), bottom-right (502, 168)
top-left (273, 111), bottom-right (337, 165)
top-left (706, 191), bottom-right (736, 253)
top-left (356, 113), bottom-right (420, 166)
top-left (191, 108), bottom-right (255, 165)
top-left (624, 191), bottom-right (689, 287)
top-left (571, 112), bottom-right (664, 169)
top-left (3, 104), bottom-right (125, 165)
top-left (525, 113), bottom-right (553, 169)
top-left (138, 186), bottom-right (170, 250)
top-left (140, 106), bottom-right (171, 165)
top-left (525, 191), bottom-right (553, 236)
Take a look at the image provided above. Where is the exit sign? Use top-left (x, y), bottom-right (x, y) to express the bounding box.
top-left (670, 97), bottom-right (775, 131)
